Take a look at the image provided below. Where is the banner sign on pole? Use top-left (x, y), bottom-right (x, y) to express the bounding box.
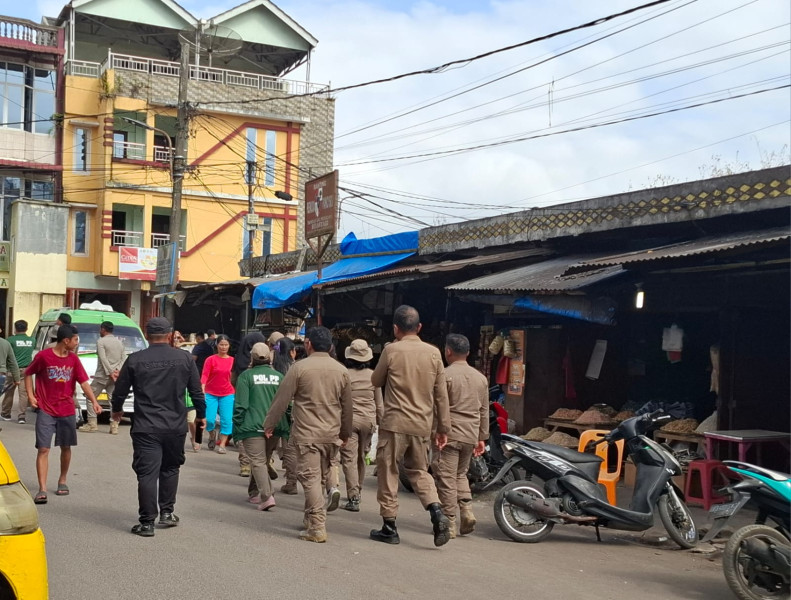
top-left (305, 170), bottom-right (338, 241)
top-left (155, 242), bottom-right (180, 288)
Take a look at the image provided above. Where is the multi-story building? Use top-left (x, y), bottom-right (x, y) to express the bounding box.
top-left (0, 15), bottom-right (68, 330)
top-left (14, 0), bottom-right (333, 326)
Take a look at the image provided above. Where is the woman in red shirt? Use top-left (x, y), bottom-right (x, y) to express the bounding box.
top-left (201, 335), bottom-right (235, 453)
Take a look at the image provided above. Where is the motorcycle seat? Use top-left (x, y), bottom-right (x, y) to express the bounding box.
top-left (527, 441), bottom-right (603, 464)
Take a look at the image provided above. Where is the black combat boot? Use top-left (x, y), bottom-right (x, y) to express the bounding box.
top-left (370, 518), bottom-right (400, 544)
top-left (427, 503), bottom-right (451, 547)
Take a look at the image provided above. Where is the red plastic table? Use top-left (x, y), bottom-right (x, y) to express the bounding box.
top-left (704, 430), bottom-right (791, 464)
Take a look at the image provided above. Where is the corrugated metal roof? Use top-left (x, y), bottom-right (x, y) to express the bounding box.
top-left (179, 271), bottom-right (315, 291)
top-left (446, 256), bottom-right (624, 293)
top-left (313, 248), bottom-right (551, 289)
top-left (567, 227), bottom-right (790, 272)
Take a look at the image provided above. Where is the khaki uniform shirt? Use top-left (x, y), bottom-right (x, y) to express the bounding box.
top-left (347, 367), bottom-right (383, 429)
top-left (263, 352), bottom-right (352, 445)
top-left (371, 335), bottom-right (450, 437)
top-left (95, 334), bottom-right (126, 382)
top-left (445, 360), bottom-right (489, 445)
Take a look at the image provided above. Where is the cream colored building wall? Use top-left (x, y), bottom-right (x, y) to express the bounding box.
top-left (0, 129), bottom-right (57, 165)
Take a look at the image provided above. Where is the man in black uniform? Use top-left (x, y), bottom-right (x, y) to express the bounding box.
top-left (111, 317), bottom-right (206, 537)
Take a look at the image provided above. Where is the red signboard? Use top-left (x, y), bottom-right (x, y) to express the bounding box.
top-left (304, 170), bottom-right (338, 240)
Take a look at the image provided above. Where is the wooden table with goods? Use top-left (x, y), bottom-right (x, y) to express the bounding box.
top-left (543, 419), bottom-right (617, 435)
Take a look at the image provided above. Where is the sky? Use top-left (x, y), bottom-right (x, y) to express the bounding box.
top-left (19, 0), bottom-right (791, 238)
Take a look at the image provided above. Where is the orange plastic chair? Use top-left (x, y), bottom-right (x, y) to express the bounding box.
top-left (578, 429), bottom-right (625, 505)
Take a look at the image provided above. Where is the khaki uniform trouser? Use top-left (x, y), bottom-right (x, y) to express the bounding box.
top-left (88, 378), bottom-right (115, 418)
top-left (238, 440), bottom-right (250, 467)
top-left (297, 442), bottom-right (338, 531)
top-left (324, 446), bottom-right (340, 493)
top-left (340, 422), bottom-right (374, 499)
top-left (1, 381), bottom-right (28, 418)
top-left (435, 441), bottom-right (474, 517)
top-left (376, 429), bottom-right (440, 519)
top-left (242, 436), bottom-right (280, 500)
top-left (279, 437), bottom-right (298, 485)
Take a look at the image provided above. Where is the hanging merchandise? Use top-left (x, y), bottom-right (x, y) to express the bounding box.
top-left (503, 337), bottom-right (518, 358)
top-left (662, 323), bottom-right (684, 352)
top-left (709, 344), bottom-right (720, 394)
top-left (495, 356), bottom-right (510, 385)
top-left (585, 340), bottom-right (608, 380)
top-left (489, 333), bottom-right (504, 355)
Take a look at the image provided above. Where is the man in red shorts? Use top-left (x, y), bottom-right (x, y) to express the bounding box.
top-left (24, 324), bottom-right (102, 504)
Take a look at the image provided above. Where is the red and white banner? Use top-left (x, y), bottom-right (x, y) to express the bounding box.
top-left (119, 247), bottom-right (158, 281)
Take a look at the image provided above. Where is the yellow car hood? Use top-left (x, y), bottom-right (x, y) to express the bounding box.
top-left (0, 441), bottom-right (20, 486)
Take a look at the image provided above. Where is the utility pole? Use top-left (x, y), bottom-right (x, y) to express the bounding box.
top-left (163, 39), bottom-right (190, 321)
top-left (246, 159), bottom-right (257, 279)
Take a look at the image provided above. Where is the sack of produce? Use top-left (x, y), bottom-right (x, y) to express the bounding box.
top-left (548, 408), bottom-right (583, 421)
top-left (542, 431), bottom-right (580, 448)
top-left (522, 427), bottom-right (552, 441)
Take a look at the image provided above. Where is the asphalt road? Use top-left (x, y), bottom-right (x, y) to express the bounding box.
top-left (1, 416), bottom-right (733, 600)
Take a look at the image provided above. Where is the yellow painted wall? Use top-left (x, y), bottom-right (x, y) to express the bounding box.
top-left (62, 71), bottom-right (300, 285)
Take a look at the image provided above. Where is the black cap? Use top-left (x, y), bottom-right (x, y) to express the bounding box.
top-left (146, 317), bottom-right (172, 335)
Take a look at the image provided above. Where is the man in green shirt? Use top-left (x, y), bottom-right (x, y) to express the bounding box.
top-left (233, 343), bottom-right (289, 511)
top-left (0, 320), bottom-right (24, 422)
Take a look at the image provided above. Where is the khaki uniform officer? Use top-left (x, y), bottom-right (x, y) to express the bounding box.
top-left (370, 304), bottom-right (452, 547)
top-left (264, 326), bottom-right (352, 543)
top-left (435, 333), bottom-right (489, 538)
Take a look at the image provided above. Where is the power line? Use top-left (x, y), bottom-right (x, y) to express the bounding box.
top-left (335, 84), bottom-right (790, 167)
top-left (197, 0), bottom-right (682, 108)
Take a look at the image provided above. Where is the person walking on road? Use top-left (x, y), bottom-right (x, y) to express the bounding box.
top-left (369, 305), bottom-right (452, 547)
top-left (340, 339), bottom-right (382, 512)
top-left (272, 336), bottom-right (299, 495)
top-left (434, 334), bottom-right (489, 538)
top-left (24, 324), bottom-right (102, 504)
top-left (80, 321), bottom-right (126, 434)
top-left (232, 330), bottom-right (267, 477)
top-left (263, 326), bottom-right (352, 543)
top-left (201, 335), bottom-right (235, 454)
top-left (1, 320), bottom-right (28, 422)
top-left (233, 343), bottom-right (289, 511)
top-left (111, 317), bottom-right (206, 537)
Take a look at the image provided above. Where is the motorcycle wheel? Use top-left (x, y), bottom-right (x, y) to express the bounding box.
top-left (722, 524), bottom-right (791, 600)
top-left (657, 488), bottom-right (698, 549)
top-left (493, 480), bottom-right (554, 543)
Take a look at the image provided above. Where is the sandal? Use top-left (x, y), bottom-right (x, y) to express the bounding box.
top-left (34, 491), bottom-right (48, 504)
top-left (215, 445), bottom-right (226, 454)
top-left (192, 443), bottom-right (200, 453)
top-left (56, 484), bottom-right (69, 496)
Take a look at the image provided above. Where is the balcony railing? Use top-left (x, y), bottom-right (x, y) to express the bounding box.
top-left (66, 60), bottom-right (101, 77)
top-left (111, 230), bottom-right (143, 247)
top-left (65, 51), bottom-right (329, 96)
top-left (153, 145), bottom-right (173, 163)
top-left (113, 140), bottom-right (146, 161)
top-left (0, 16), bottom-right (59, 48)
top-left (151, 233), bottom-right (186, 251)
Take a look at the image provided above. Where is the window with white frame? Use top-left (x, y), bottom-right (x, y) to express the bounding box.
top-left (264, 130), bottom-right (276, 186)
top-left (74, 128), bottom-right (89, 172)
top-left (72, 210), bottom-right (88, 255)
top-left (0, 62), bottom-right (55, 133)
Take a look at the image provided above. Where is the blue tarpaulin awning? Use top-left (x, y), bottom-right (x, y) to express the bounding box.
top-left (251, 231), bottom-right (419, 309)
top-left (252, 271), bottom-right (317, 309)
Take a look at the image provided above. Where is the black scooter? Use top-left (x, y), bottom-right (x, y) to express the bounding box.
top-left (487, 411), bottom-right (698, 549)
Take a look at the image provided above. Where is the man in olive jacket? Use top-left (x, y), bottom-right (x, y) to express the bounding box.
top-left (264, 326), bottom-right (352, 543)
top-left (370, 304), bottom-right (452, 547)
top-left (233, 343), bottom-right (289, 511)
